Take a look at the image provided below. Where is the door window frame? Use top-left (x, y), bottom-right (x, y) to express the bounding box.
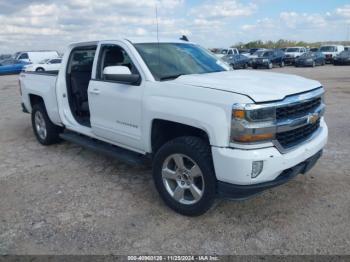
top-left (94, 43), bottom-right (142, 86)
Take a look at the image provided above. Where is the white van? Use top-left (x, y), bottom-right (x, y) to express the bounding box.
top-left (15, 51), bottom-right (59, 64)
top-left (319, 45), bottom-right (344, 63)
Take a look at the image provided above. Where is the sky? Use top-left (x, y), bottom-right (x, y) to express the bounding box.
top-left (0, 0), bottom-right (350, 53)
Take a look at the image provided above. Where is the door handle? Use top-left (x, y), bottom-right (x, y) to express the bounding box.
top-left (90, 88), bottom-right (100, 95)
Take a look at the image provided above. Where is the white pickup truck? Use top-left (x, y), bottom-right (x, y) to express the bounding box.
top-left (19, 38), bottom-right (328, 216)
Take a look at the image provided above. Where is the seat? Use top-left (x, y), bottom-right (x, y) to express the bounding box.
top-left (70, 63), bottom-right (92, 116)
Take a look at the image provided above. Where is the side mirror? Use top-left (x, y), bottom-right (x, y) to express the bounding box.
top-left (103, 66), bottom-right (140, 85)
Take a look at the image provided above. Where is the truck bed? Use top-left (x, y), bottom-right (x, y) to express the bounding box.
top-left (19, 71), bottom-right (62, 126)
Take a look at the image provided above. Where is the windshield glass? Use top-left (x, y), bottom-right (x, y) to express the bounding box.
top-left (286, 48), bottom-right (300, 52)
top-left (255, 51), bottom-right (266, 57)
top-left (320, 46), bottom-right (336, 52)
top-left (339, 51), bottom-right (350, 57)
top-left (262, 51), bottom-right (273, 57)
top-left (301, 52), bottom-right (315, 58)
top-left (134, 43), bottom-right (227, 81)
top-left (39, 59), bottom-right (50, 64)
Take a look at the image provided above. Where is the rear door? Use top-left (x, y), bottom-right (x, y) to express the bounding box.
top-left (88, 41), bottom-right (144, 151)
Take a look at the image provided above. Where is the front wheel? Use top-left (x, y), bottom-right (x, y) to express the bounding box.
top-left (153, 136), bottom-right (216, 216)
top-left (31, 103), bottom-right (63, 145)
top-left (280, 61), bottom-right (285, 67)
top-left (267, 62), bottom-right (273, 69)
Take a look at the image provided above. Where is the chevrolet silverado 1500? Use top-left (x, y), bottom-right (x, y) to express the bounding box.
top-left (19, 38), bottom-right (328, 216)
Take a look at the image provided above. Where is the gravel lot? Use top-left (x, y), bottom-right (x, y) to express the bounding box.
top-left (0, 65), bottom-right (349, 255)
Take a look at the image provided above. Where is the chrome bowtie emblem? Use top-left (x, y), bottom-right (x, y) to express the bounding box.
top-left (308, 113), bottom-right (320, 124)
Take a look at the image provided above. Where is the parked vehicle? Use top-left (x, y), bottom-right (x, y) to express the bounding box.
top-left (222, 54), bottom-right (249, 69)
top-left (24, 58), bottom-right (62, 72)
top-left (19, 38), bottom-right (328, 216)
top-left (333, 51), bottom-right (350, 65)
top-left (0, 54), bottom-right (12, 60)
top-left (345, 46), bottom-right (350, 51)
top-left (295, 52), bottom-right (325, 67)
top-left (213, 48), bottom-right (239, 58)
top-left (319, 45), bottom-right (344, 63)
top-left (251, 49), bottom-right (285, 69)
top-left (15, 51), bottom-right (59, 64)
top-left (0, 59), bottom-right (30, 74)
top-left (284, 47), bottom-right (307, 65)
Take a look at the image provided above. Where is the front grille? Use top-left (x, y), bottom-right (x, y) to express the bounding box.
top-left (276, 97), bottom-right (321, 120)
top-left (276, 119), bottom-right (320, 149)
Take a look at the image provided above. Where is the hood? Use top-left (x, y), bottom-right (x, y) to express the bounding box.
top-left (173, 71), bottom-right (321, 103)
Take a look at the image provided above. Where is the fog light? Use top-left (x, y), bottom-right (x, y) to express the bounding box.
top-left (252, 161), bottom-right (264, 178)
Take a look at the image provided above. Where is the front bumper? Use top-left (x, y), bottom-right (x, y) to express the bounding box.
top-left (217, 150), bottom-right (323, 199)
top-left (295, 60), bottom-right (314, 67)
top-left (252, 61), bottom-right (269, 68)
top-left (284, 57), bottom-right (296, 64)
top-left (212, 119), bottom-right (327, 186)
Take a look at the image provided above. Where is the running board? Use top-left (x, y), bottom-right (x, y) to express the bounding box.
top-left (59, 131), bottom-right (150, 166)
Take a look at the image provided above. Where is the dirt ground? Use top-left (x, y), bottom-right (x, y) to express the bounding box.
top-left (0, 65), bottom-right (349, 255)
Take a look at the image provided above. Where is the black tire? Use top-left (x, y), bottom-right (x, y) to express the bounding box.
top-left (153, 136), bottom-right (216, 216)
top-left (36, 67), bottom-right (45, 72)
top-left (31, 103), bottom-right (63, 145)
top-left (252, 65), bottom-right (257, 69)
top-left (243, 63), bottom-right (248, 69)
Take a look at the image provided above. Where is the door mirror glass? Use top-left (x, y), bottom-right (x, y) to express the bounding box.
top-left (103, 66), bottom-right (140, 84)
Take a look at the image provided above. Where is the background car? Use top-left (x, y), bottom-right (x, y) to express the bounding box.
top-left (24, 58), bottom-right (62, 72)
top-left (284, 47), bottom-right (307, 65)
top-left (251, 49), bottom-right (285, 69)
top-left (295, 52), bottom-right (325, 67)
top-left (333, 51), bottom-right (350, 65)
top-left (319, 45), bottom-right (344, 63)
top-left (15, 51), bottom-right (60, 64)
top-left (222, 54), bottom-right (249, 69)
top-left (310, 48), bottom-right (319, 52)
top-left (0, 59), bottom-right (30, 74)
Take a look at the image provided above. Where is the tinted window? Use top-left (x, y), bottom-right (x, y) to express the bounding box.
top-left (67, 47), bottom-right (96, 74)
top-left (134, 43), bottom-right (227, 81)
top-left (18, 53), bottom-right (29, 59)
top-left (50, 59), bottom-right (62, 64)
top-left (320, 46), bottom-right (336, 52)
top-left (97, 44), bottom-right (138, 80)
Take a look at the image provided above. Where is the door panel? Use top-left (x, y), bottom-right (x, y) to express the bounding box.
top-left (88, 43), bottom-right (143, 151)
top-left (88, 80), bottom-right (143, 150)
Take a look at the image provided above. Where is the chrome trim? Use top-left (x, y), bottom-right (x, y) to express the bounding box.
top-left (231, 87), bottom-right (325, 153)
top-left (235, 87), bottom-right (324, 111)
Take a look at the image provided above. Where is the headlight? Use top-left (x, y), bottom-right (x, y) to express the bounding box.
top-left (263, 59), bottom-right (269, 63)
top-left (231, 105), bottom-right (276, 143)
top-left (307, 59), bottom-right (313, 62)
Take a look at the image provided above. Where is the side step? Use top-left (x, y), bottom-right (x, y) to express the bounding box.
top-left (59, 131), bottom-right (150, 166)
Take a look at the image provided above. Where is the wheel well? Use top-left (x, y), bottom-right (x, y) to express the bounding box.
top-left (151, 119), bottom-right (210, 154)
top-left (29, 94), bottom-right (44, 108)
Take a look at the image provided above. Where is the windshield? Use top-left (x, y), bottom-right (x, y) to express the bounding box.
top-left (339, 51), bottom-right (350, 57)
top-left (301, 52), bottom-right (315, 58)
top-left (254, 51), bottom-right (266, 57)
top-left (286, 48), bottom-right (300, 52)
top-left (39, 59), bottom-right (50, 64)
top-left (320, 46), bottom-right (336, 52)
top-left (262, 51), bottom-right (273, 57)
top-left (134, 43), bottom-right (227, 81)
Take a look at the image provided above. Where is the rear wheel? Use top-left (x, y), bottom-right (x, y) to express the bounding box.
top-left (153, 136), bottom-right (216, 216)
top-left (31, 103), bottom-right (63, 145)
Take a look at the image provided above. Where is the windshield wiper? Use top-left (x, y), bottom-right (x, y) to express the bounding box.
top-left (159, 74), bottom-right (184, 81)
